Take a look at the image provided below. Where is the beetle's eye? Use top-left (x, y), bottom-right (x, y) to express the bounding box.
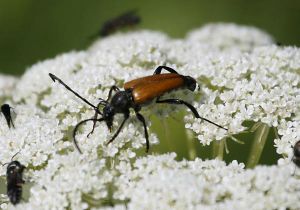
top-left (103, 106), bottom-right (114, 118)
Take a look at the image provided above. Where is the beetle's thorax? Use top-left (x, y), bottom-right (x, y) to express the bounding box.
top-left (109, 91), bottom-right (132, 113)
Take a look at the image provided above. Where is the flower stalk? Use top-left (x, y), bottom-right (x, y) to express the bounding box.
top-left (246, 123), bottom-right (270, 168)
top-left (212, 139), bottom-right (225, 160)
top-left (186, 129), bottom-right (197, 160)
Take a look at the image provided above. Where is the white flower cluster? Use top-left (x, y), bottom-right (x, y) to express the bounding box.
top-left (184, 45), bottom-right (300, 145)
top-left (276, 120), bottom-right (300, 164)
top-left (187, 23), bottom-right (274, 52)
top-left (114, 154), bottom-right (300, 210)
top-left (0, 74), bottom-right (18, 98)
top-left (0, 23), bottom-right (299, 209)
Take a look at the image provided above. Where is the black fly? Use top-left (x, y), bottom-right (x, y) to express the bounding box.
top-left (1, 104), bottom-right (15, 128)
top-left (2, 152), bottom-right (25, 205)
top-left (96, 10), bottom-right (141, 38)
top-left (293, 140), bottom-right (300, 168)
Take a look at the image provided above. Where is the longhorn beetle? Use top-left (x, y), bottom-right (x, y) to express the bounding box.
top-left (49, 66), bottom-right (227, 153)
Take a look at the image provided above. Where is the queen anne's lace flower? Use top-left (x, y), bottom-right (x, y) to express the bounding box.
top-left (115, 154), bottom-right (300, 210)
top-left (187, 23), bottom-right (274, 52)
top-left (0, 23), bottom-right (299, 209)
top-left (0, 74), bottom-right (18, 98)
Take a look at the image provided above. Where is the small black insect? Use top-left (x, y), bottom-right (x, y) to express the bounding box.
top-left (2, 152), bottom-right (25, 205)
top-left (99, 10), bottom-right (141, 37)
top-left (292, 140), bottom-right (300, 168)
top-left (1, 104), bottom-right (15, 128)
top-left (49, 66), bottom-right (227, 154)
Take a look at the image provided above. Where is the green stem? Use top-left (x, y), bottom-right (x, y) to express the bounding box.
top-left (162, 119), bottom-right (173, 150)
top-left (186, 129), bottom-right (197, 160)
top-left (212, 140), bottom-right (225, 160)
top-left (246, 123), bottom-right (270, 168)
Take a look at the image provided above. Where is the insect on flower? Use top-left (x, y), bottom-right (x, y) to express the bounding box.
top-left (49, 66), bottom-right (227, 153)
top-left (2, 152), bottom-right (25, 205)
top-left (98, 10), bottom-right (141, 37)
top-left (1, 104), bottom-right (15, 129)
top-left (292, 140), bottom-right (300, 168)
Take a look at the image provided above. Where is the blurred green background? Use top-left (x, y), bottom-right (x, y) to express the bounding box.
top-left (0, 0), bottom-right (300, 75)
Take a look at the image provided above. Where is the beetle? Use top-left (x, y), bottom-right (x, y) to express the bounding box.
top-left (292, 140), bottom-right (300, 168)
top-left (98, 10), bottom-right (140, 37)
top-left (2, 152), bottom-right (25, 205)
top-left (49, 65), bottom-right (228, 153)
top-left (1, 104), bottom-right (15, 129)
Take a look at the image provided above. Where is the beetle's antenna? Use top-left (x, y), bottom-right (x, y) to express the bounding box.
top-left (49, 73), bottom-right (100, 111)
top-left (11, 150), bottom-right (21, 161)
top-left (1, 150), bottom-right (21, 167)
top-left (73, 118), bottom-right (105, 153)
top-left (1, 162), bottom-right (9, 167)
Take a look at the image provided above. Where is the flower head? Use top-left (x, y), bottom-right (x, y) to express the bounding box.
top-left (0, 23), bottom-right (299, 209)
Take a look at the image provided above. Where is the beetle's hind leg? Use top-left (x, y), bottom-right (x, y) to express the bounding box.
top-left (135, 112), bottom-right (149, 152)
top-left (153, 66), bottom-right (179, 75)
top-left (156, 98), bottom-right (228, 131)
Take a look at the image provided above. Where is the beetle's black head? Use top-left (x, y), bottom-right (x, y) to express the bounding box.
top-left (103, 105), bottom-right (115, 131)
top-left (7, 161), bottom-right (25, 177)
top-left (184, 76), bottom-right (197, 91)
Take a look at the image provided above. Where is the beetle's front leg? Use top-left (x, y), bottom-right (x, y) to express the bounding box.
top-left (106, 111), bottom-right (130, 145)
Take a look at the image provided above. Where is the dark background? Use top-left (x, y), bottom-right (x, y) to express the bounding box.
top-left (0, 0), bottom-right (300, 75)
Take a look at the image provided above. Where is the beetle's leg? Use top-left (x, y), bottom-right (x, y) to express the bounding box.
top-left (135, 112), bottom-right (149, 152)
top-left (107, 85), bottom-right (120, 101)
top-left (156, 98), bottom-right (228, 131)
top-left (106, 112), bottom-right (129, 145)
top-left (8, 106), bottom-right (15, 128)
top-left (87, 112), bottom-right (99, 138)
top-left (153, 66), bottom-right (179, 75)
top-left (73, 118), bottom-right (105, 153)
top-left (87, 101), bottom-right (106, 137)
